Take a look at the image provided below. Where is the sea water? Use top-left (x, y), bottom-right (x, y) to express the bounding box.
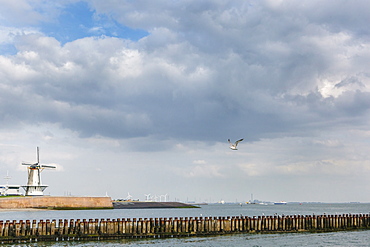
top-left (0, 203), bottom-right (369, 246)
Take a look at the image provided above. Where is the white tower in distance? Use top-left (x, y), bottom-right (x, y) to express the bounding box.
top-left (21, 147), bottom-right (56, 196)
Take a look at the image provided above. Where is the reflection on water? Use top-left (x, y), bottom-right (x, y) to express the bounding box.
top-left (7, 231), bottom-right (369, 247)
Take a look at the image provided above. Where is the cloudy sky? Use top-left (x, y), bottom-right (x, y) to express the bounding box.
top-left (1, 0), bottom-right (370, 203)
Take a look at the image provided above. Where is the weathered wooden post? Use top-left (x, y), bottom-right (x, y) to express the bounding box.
top-left (44, 219), bottom-right (50, 235)
top-left (194, 217), bottom-right (199, 233)
top-left (213, 217), bottom-right (218, 233)
top-left (39, 220), bottom-right (46, 236)
top-left (275, 216), bottom-right (279, 231)
top-left (236, 216), bottom-right (241, 232)
top-left (98, 219), bottom-right (105, 235)
top-left (83, 219), bottom-right (89, 235)
top-left (183, 217), bottom-right (189, 233)
top-left (14, 221), bottom-right (20, 237)
top-left (147, 218), bottom-right (153, 236)
top-left (281, 216), bottom-right (286, 231)
top-left (181, 217), bottom-right (188, 233)
top-left (51, 219), bottom-right (56, 236)
top-left (119, 218), bottom-right (125, 234)
top-left (76, 219), bottom-right (83, 236)
top-left (254, 216), bottom-right (260, 232)
top-left (267, 216), bottom-right (272, 231)
top-left (89, 219), bottom-right (95, 235)
top-left (57, 219), bottom-right (63, 236)
top-left (24, 220), bottom-right (31, 236)
top-left (192, 217), bottom-right (198, 233)
top-left (19, 220), bottom-right (25, 236)
top-left (179, 217), bottom-right (184, 233)
top-left (145, 218), bottom-right (151, 235)
top-left (212, 217), bottom-right (218, 233)
top-left (226, 217), bottom-right (232, 232)
top-left (110, 218), bottom-right (117, 235)
top-left (31, 220), bottom-right (37, 236)
top-left (3, 221), bottom-right (9, 237)
top-left (199, 217), bottom-right (205, 233)
top-left (170, 218), bottom-right (175, 234)
top-left (0, 220), bottom-right (3, 237)
top-left (312, 215), bottom-right (317, 230)
top-left (260, 215), bottom-right (268, 231)
top-left (68, 219), bottom-right (74, 235)
top-left (139, 218), bottom-right (145, 234)
top-left (110, 218), bottom-right (115, 235)
top-left (106, 219), bottom-right (113, 235)
top-left (153, 217), bottom-right (158, 235)
top-left (205, 217), bottom-right (210, 233)
top-left (180, 217), bottom-right (185, 233)
top-left (324, 214), bottom-right (329, 229)
top-left (248, 216), bottom-right (252, 232)
top-left (132, 218), bottom-right (137, 235)
top-left (318, 215), bottom-right (323, 230)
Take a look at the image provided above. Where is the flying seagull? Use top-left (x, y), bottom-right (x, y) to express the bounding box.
top-left (228, 138), bottom-right (244, 150)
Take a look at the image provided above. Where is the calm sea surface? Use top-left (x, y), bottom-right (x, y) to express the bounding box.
top-left (0, 203), bottom-right (369, 246)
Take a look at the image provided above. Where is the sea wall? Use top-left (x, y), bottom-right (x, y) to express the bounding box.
top-left (0, 196), bottom-right (113, 210)
top-left (0, 214), bottom-right (369, 243)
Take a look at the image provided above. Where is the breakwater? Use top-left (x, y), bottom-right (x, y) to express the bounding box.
top-left (113, 201), bottom-right (199, 209)
top-left (0, 214), bottom-right (369, 243)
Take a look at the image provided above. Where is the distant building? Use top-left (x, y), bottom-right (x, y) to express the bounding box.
top-left (0, 172), bottom-right (23, 196)
top-left (0, 185), bottom-right (22, 196)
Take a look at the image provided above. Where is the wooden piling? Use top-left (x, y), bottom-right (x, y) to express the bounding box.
top-left (0, 214), bottom-right (369, 243)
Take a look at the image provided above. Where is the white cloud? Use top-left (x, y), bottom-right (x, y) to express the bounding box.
top-left (192, 159), bottom-right (206, 165)
top-left (238, 163), bottom-right (263, 177)
top-left (185, 164), bottom-right (224, 178)
top-left (1, 0), bottom-right (370, 202)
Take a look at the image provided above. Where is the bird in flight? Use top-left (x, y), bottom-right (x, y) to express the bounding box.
top-left (228, 138), bottom-right (244, 150)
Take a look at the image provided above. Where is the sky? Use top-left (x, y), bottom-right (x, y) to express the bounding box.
top-left (1, 0), bottom-right (370, 203)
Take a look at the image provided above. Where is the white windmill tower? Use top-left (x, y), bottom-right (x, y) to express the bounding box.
top-left (21, 147), bottom-right (56, 196)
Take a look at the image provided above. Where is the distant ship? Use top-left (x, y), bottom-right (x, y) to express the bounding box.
top-left (274, 201), bottom-right (287, 205)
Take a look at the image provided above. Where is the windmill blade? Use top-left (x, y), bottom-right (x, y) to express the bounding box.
top-left (22, 162), bottom-right (38, 166)
top-left (37, 147), bottom-right (40, 164)
top-left (41, 164), bottom-right (56, 168)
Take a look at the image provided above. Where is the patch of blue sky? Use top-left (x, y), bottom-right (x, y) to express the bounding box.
top-left (40, 1), bottom-right (148, 44)
top-left (0, 44), bottom-right (17, 56)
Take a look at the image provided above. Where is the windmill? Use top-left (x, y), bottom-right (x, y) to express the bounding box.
top-left (125, 192), bottom-right (133, 201)
top-left (144, 193), bottom-right (151, 201)
top-left (21, 147), bottom-right (56, 196)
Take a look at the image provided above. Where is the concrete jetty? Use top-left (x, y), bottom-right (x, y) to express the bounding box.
top-left (0, 214), bottom-right (369, 243)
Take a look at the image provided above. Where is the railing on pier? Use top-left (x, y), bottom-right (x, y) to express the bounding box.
top-left (0, 214), bottom-right (369, 243)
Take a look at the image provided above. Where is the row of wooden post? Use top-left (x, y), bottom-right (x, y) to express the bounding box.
top-left (0, 214), bottom-right (369, 243)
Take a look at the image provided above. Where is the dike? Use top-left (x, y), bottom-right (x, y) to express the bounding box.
top-left (0, 196), bottom-right (113, 210)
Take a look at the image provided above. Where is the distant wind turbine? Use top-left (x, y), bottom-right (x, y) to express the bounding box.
top-left (228, 138), bottom-right (244, 150)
